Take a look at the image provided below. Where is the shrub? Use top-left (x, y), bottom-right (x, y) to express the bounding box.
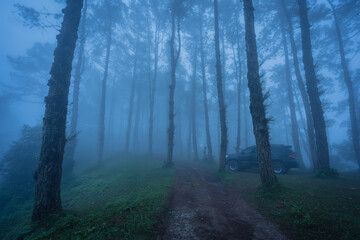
top-left (0, 125), bottom-right (42, 208)
top-left (316, 168), bottom-right (339, 179)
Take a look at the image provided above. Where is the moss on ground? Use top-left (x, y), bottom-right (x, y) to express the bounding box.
top-left (0, 153), bottom-right (175, 240)
top-left (223, 169), bottom-right (360, 240)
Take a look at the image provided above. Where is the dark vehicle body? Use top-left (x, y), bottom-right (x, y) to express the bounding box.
top-left (225, 144), bottom-right (299, 174)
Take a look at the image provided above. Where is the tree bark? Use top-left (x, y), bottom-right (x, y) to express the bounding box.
top-left (200, 15), bottom-right (213, 161)
top-left (165, 5), bottom-right (181, 167)
top-left (232, 44), bottom-right (241, 153)
top-left (221, 28), bottom-right (226, 87)
top-left (65, 0), bottom-right (87, 174)
top-left (191, 40), bottom-right (199, 160)
top-left (283, 110), bottom-right (290, 145)
top-left (279, 0), bottom-right (317, 169)
top-left (217, 115), bottom-right (221, 155)
top-left (298, 0), bottom-right (330, 170)
top-left (243, 78), bottom-right (249, 147)
top-left (98, 14), bottom-right (112, 163)
top-left (176, 82), bottom-right (183, 156)
top-left (328, 0), bottom-right (360, 168)
top-left (280, 20), bottom-right (305, 169)
top-left (106, 86), bottom-right (117, 153)
top-left (32, 0), bottom-right (83, 222)
top-left (243, 0), bottom-right (277, 188)
top-left (214, 0), bottom-right (228, 171)
top-left (294, 90), bottom-right (311, 160)
top-left (149, 22), bottom-right (159, 156)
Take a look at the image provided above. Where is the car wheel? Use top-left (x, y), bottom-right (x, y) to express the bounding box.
top-left (228, 160), bottom-right (239, 171)
top-left (273, 161), bottom-right (286, 174)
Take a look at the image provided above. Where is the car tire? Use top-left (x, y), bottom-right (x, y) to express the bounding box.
top-left (228, 160), bottom-right (239, 172)
top-left (273, 161), bottom-right (286, 174)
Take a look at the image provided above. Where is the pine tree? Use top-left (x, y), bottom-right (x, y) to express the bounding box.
top-left (32, 0), bottom-right (83, 222)
top-left (280, 19), bottom-right (304, 169)
top-left (278, 0), bottom-right (317, 169)
top-left (243, 0), bottom-right (277, 187)
top-left (327, 0), bottom-right (360, 168)
top-left (199, 12), bottom-right (213, 161)
top-left (165, 0), bottom-right (182, 167)
top-left (298, 0), bottom-right (330, 171)
top-left (214, 0), bottom-right (228, 170)
top-left (65, 0), bottom-right (88, 174)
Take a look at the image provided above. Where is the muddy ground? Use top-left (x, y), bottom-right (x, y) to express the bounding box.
top-left (158, 162), bottom-right (288, 240)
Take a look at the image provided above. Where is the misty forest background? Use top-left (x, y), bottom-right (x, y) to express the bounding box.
top-left (0, 0), bottom-right (360, 219)
top-left (1, 0), bottom-right (358, 172)
top-left (0, 0), bottom-right (360, 238)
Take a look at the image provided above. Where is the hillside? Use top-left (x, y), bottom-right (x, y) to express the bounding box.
top-left (0, 154), bottom-right (175, 240)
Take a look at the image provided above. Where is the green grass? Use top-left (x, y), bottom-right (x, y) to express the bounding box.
top-left (222, 170), bottom-right (360, 240)
top-left (0, 153), bottom-right (175, 240)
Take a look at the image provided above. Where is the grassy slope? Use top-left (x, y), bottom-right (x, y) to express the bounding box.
top-left (222, 170), bottom-right (360, 240)
top-left (0, 154), bottom-right (175, 240)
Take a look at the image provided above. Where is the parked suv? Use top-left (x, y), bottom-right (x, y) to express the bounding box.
top-left (225, 144), bottom-right (299, 174)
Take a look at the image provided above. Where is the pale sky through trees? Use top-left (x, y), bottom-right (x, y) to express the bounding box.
top-left (0, 0), bottom-right (358, 170)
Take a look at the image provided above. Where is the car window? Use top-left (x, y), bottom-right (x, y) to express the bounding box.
top-left (242, 147), bottom-right (255, 154)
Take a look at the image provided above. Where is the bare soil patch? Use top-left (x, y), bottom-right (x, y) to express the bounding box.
top-left (158, 162), bottom-right (288, 240)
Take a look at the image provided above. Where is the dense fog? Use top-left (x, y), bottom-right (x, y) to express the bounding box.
top-left (0, 0), bottom-right (360, 238)
top-left (1, 0), bottom-right (359, 172)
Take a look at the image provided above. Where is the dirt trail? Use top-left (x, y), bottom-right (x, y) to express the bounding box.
top-left (158, 162), bottom-right (288, 240)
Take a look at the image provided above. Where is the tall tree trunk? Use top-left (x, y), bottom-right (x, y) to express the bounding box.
top-left (298, 0), bottom-right (330, 171)
top-left (279, 0), bottom-right (317, 169)
top-left (177, 113), bottom-right (183, 156)
top-left (32, 0), bottom-right (83, 222)
top-left (106, 86), bottom-right (116, 153)
top-left (217, 114), bottom-right (221, 155)
top-left (243, 0), bottom-right (277, 188)
top-left (165, 7), bottom-right (181, 167)
top-left (214, 0), bottom-right (228, 171)
top-left (200, 15), bottom-right (213, 161)
top-left (98, 16), bottom-right (112, 163)
top-left (236, 32), bottom-right (245, 149)
top-left (294, 90), bottom-right (311, 160)
top-left (243, 80), bottom-right (249, 147)
top-left (283, 111), bottom-right (290, 145)
top-left (191, 41), bottom-right (199, 160)
top-left (146, 15), bottom-right (152, 154)
top-left (281, 20), bottom-right (305, 169)
top-left (236, 64), bottom-right (241, 153)
top-left (221, 29), bottom-right (226, 86)
top-left (328, 0), bottom-right (360, 168)
top-left (232, 44), bottom-right (241, 153)
top-left (177, 84), bottom-right (183, 156)
top-left (149, 22), bottom-right (159, 156)
top-left (125, 48), bottom-right (138, 153)
top-left (66, 0), bottom-right (87, 174)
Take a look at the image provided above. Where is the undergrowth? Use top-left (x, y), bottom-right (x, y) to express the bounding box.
top-left (0, 153), bottom-right (175, 240)
top-left (223, 169), bottom-right (360, 240)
